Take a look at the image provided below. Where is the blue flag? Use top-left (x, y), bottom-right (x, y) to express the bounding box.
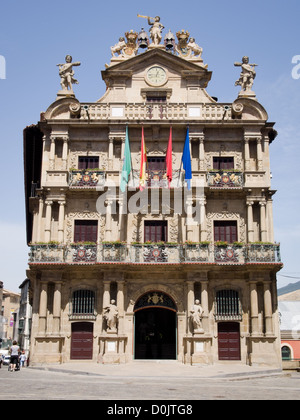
top-left (182, 127), bottom-right (192, 190)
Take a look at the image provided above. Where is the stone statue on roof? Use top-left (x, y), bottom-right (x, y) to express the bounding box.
top-left (57, 55), bottom-right (81, 92)
top-left (234, 56), bottom-right (258, 97)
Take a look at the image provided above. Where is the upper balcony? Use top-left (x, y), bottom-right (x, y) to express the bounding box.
top-left (79, 102), bottom-right (233, 121)
top-left (28, 242), bottom-right (281, 267)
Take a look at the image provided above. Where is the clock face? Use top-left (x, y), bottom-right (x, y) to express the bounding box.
top-left (146, 66), bottom-right (167, 86)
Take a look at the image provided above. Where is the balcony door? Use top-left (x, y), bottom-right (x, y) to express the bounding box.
top-left (74, 220), bottom-right (98, 243)
top-left (144, 221), bottom-right (167, 242)
top-left (214, 221), bottom-right (237, 243)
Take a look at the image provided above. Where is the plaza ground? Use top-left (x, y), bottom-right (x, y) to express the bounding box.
top-left (1, 361), bottom-right (299, 400)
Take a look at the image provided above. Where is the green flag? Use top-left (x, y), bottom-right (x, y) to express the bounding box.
top-left (120, 126), bottom-right (132, 192)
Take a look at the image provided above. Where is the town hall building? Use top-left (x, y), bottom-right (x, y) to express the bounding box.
top-left (24, 16), bottom-right (283, 367)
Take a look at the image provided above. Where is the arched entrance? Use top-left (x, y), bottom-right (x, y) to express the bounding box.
top-left (134, 291), bottom-right (177, 360)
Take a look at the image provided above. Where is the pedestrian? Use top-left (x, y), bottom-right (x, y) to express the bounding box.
top-left (9, 341), bottom-right (20, 372)
top-left (20, 351), bottom-right (26, 368)
top-left (0, 355), bottom-right (2, 369)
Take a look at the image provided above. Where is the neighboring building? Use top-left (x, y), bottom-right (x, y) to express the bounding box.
top-left (279, 301), bottom-right (300, 368)
top-left (1, 288), bottom-right (20, 344)
top-left (24, 17), bottom-right (283, 366)
top-left (0, 281), bottom-right (3, 344)
top-left (18, 278), bottom-right (32, 356)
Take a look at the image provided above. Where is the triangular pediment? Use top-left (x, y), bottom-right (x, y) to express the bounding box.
top-left (103, 47), bottom-right (211, 75)
top-left (100, 48), bottom-right (213, 104)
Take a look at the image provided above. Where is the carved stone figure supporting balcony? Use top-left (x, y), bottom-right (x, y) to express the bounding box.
top-left (207, 171), bottom-right (244, 189)
top-left (69, 170), bottom-right (106, 188)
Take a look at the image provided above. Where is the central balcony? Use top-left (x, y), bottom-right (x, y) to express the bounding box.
top-left (28, 242), bottom-right (281, 266)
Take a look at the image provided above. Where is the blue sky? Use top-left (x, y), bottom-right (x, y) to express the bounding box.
top-left (1, 0), bottom-right (300, 292)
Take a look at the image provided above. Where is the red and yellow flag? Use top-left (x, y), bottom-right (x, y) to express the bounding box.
top-left (139, 126), bottom-right (148, 190)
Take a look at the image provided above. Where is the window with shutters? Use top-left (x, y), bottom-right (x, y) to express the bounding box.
top-left (214, 221), bottom-right (237, 243)
top-left (74, 220), bottom-right (98, 243)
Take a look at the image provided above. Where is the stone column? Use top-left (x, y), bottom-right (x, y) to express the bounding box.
top-left (44, 200), bottom-right (53, 243)
top-left (58, 200), bottom-right (66, 243)
top-left (259, 201), bottom-right (267, 242)
top-left (249, 281), bottom-right (259, 336)
top-left (200, 278), bottom-right (209, 333)
top-left (257, 136), bottom-right (263, 171)
top-left (199, 136), bottom-right (205, 170)
top-left (199, 197), bottom-right (207, 241)
top-left (62, 136), bottom-right (68, 170)
top-left (264, 281), bottom-right (273, 336)
top-left (266, 198), bottom-right (274, 243)
top-left (244, 137), bottom-right (250, 171)
top-left (247, 200), bottom-right (254, 243)
top-left (49, 136), bottom-right (55, 170)
top-left (108, 136), bottom-right (114, 170)
top-left (186, 198), bottom-right (193, 241)
top-left (53, 282), bottom-right (62, 335)
top-left (38, 282), bottom-right (48, 335)
top-left (37, 198), bottom-right (44, 242)
top-left (105, 199), bottom-right (113, 241)
top-left (117, 280), bottom-right (125, 335)
top-left (103, 281), bottom-right (111, 311)
top-left (186, 280), bottom-right (195, 334)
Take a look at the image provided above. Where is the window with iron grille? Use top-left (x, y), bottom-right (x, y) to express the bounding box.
top-left (72, 290), bottom-right (95, 315)
top-left (215, 289), bottom-right (242, 321)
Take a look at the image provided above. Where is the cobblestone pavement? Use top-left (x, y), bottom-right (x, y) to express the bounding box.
top-left (0, 363), bottom-right (299, 401)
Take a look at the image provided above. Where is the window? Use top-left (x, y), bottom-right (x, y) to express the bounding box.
top-left (72, 290), bottom-right (95, 315)
top-left (213, 157), bottom-right (234, 170)
top-left (147, 157), bottom-right (166, 171)
top-left (78, 156), bottom-right (99, 170)
top-left (74, 220), bottom-right (98, 243)
top-left (215, 290), bottom-right (242, 321)
top-left (214, 221), bottom-right (237, 243)
top-left (281, 346), bottom-right (291, 360)
top-left (146, 96), bottom-right (167, 103)
top-left (144, 221), bottom-right (168, 242)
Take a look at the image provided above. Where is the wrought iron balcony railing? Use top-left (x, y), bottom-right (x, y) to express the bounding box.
top-left (69, 170), bottom-right (106, 188)
top-left (29, 243), bottom-right (281, 265)
top-left (207, 171), bottom-right (244, 188)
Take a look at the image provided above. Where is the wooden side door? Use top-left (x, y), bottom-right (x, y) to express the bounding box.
top-left (218, 322), bottom-right (241, 361)
top-left (71, 322), bottom-right (93, 360)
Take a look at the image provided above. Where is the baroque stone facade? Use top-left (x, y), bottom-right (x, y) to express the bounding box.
top-left (24, 17), bottom-right (282, 367)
